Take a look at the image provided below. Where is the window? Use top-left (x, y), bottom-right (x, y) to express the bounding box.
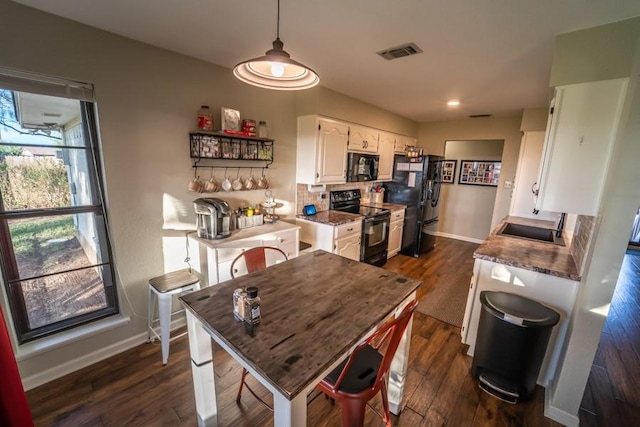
top-left (0, 69), bottom-right (118, 343)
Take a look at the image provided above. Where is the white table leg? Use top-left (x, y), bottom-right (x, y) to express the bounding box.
top-left (185, 311), bottom-right (217, 427)
top-left (273, 391), bottom-right (307, 427)
top-left (387, 294), bottom-right (416, 415)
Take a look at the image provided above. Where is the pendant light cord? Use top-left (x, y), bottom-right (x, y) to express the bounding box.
top-left (276, 0), bottom-right (280, 39)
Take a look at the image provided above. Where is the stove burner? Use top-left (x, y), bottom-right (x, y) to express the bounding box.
top-left (329, 189), bottom-right (390, 217)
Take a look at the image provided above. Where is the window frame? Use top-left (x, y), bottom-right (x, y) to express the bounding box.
top-left (0, 76), bottom-right (119, 344)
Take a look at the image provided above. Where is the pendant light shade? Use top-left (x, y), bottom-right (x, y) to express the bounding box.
top-left (233, 0), bottom-right (319, 90)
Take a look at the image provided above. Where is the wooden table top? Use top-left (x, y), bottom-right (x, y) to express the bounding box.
top-left (180, 250), bottom-right (421, 400)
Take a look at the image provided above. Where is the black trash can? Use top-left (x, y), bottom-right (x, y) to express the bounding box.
top-left (471, 291), bottom-right (560, 403)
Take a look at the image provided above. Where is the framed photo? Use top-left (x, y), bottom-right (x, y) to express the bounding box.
top-left (458, 160), bottom-right (501, 186)
top-left (441, 160), bottom-right (457, 184)
top-left (221, 107), bottom-right (241, 131)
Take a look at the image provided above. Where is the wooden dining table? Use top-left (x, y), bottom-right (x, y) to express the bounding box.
top-left (180, 249), bottom-right (421, 426)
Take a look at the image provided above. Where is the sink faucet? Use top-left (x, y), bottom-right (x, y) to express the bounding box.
top-left (555, 212), bottom-right (566, 238)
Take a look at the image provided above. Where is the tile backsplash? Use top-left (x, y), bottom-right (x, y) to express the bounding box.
top-left (295, 182), bottom-right (384, 215)
top-left (570, 214), bottom-right (595, 275)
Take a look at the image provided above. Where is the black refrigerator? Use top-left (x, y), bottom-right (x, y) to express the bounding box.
top-left (384, 154), bottom-right (444, 257)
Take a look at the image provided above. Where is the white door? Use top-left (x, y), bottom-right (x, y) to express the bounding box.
top-left (335, 235), bottom-right (361, 261)
top-left (510, 131), bottom-right (558, 221)
top-left (387, 220), bottom-right (403, 258)
top-left (317, 120), bottom-right (349, 184)
top-left (377, 132), bottom-right (395, 181)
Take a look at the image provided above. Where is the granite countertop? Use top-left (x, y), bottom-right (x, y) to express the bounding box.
top-left (189, 221), bottom-right (299, 248)
top-left (474, 216), bottom-right (581, 281)
top-left (296, 210), bottom-right (364, 226)
top-left (362, 202), bottom-right (406, 212)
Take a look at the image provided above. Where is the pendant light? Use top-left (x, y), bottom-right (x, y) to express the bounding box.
top-left (233, 0), bottom-right (320, 90)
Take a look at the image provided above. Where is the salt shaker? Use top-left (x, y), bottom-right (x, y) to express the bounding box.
top-left (233, 288), bottom-right (246, 321)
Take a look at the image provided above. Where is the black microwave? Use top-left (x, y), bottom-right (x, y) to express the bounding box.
top-left (347, 152), bottom-right (379, 182)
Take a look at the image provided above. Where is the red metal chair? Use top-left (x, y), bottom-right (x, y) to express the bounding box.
top-left (230, 246), bottom-right (288, 279)
top-left (316, 299), bottom-right (418, 427)
top-left (231, 246), bottom-right (288, 411)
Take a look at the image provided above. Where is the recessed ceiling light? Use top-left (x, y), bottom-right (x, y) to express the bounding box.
top-left (447, 100), bottom-right (460, 107)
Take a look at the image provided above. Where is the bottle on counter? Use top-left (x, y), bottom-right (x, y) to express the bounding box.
top-left (233, 288), bottom-right (246, 321)
top-left (258, 121), bottom-right (269, 138)
top-left (243, 286), bottom-right (261, 325)
top-left (198, 105), bottom-right (214, 131)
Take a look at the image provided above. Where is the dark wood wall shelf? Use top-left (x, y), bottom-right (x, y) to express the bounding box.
top-left (190, 131), bottom-right (274, 169)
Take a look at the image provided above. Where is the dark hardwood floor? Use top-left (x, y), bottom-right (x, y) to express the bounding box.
top-left (579, 249), bottom-right (640, 426)
top-left (25, 238), bottom-right (639, 426)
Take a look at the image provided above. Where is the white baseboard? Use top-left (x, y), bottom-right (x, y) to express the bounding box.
top-left (22, 318), bottom-right (186, 391)
top-left (434, 231), bottom-right (484, 244)
top-left (544, 388), bottom-right (579, 427)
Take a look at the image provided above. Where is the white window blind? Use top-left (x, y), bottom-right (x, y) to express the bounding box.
top-left (0, 66), bottom-right (94, 102)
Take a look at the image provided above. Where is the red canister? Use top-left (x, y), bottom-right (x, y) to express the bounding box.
top-left (242, 119), bottom-right (257, 137)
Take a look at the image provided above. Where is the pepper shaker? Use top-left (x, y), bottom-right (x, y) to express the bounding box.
top-left (243, 286), bottom-right (261, 325)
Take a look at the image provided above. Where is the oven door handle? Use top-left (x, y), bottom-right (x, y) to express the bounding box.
top-left (364, 215), bottom-right (391, 225)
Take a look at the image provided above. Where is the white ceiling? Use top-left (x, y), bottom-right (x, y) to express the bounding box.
top-left (12, 0), bottom-right (640, 123)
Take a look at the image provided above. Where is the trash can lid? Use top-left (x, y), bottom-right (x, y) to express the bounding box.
top-left (480, 291), bottom-right (560, 327)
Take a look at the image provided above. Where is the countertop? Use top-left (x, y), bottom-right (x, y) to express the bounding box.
top-left (296, 210), bottom-right (364, 226)
top-left (474, 216), bottom-right (581, 281)
top-left (189, 221), bottom-right (299, 248)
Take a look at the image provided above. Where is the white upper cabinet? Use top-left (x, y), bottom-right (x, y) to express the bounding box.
top-left (536, 78), bottom-right (628, 215)
top-left (377, 132), bottom-right (396, 181)
top-left (394, 135), bottom-right (416, 153)
top-left (510, 131), bottom-right (559, 221)
top-left (297, 116), bottom-right (349, 185)
top-left (348, 125), bottom-right (379, 153)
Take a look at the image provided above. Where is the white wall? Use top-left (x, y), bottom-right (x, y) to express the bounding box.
top-left (0, 0), bottom-right (417, 387)
top-left (417, 115), bottom-right (523, 240)
top-left (545, 18), bottom-right (640, 425)
top-left (440, 140), bottom-right (504, 242)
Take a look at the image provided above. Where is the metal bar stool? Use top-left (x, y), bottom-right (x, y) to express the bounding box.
top-left (147, 268), bottom-right (200, 364)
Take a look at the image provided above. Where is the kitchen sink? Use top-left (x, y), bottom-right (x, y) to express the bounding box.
top-left (497, 222), bottom-right (564, 246)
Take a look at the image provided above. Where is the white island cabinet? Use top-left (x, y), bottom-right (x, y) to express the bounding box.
top-left (461, 258), bottom-right (579, 386)
top-left (296, 218), bottom-right (362, 262)
top-left (188, 222), bottom-right (300, 286)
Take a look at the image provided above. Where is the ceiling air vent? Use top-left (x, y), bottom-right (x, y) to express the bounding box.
top-left (469, 114), bottom-right (492, 118)
top-left (377, 43), bottom-right (423, 60)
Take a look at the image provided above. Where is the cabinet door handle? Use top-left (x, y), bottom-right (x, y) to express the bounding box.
top-left (531, 182), bottom-right (539, 196)
top-left (277, 237), bottom-right (284, 243)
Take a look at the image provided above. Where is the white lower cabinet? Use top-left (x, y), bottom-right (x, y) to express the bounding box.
top-left (387, 209), bottom-right (405, 258)
top-left (461, 258), bottom-right (578, 386)
top-left (189, 222), bottom-right (300, 286)
top-left (296, 218), bottom-right (362, 262)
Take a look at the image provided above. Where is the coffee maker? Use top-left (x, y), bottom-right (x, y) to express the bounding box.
top-left (194, 198), bottom-right (231, 239)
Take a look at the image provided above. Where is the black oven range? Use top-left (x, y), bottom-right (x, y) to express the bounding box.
top-left (329, 189), bottom-right (390, 266)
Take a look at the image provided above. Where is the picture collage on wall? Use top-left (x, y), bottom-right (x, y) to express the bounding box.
top-left (458, 160), bottom-right (501, 186)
